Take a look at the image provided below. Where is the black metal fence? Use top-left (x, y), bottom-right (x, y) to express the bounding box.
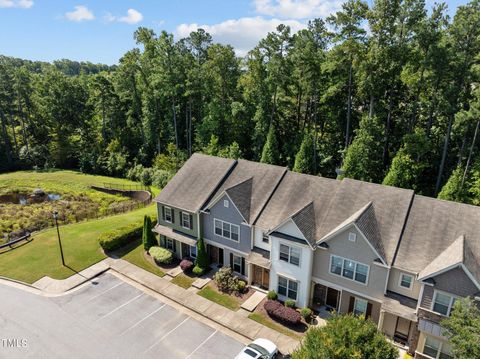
top-left (103, 182), bottom-right (151, 192)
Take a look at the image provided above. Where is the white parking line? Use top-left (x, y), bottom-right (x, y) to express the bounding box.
top-left (97, 293), bottom-right (144, 321)
top-left (143, 317), bottom-right (190, 353)
top-left (119, 304), bottom-right (166, 336)
top-left (84, 281), bottom-right (125, 304)
top-left (184, 330), bottom-right (218, 359)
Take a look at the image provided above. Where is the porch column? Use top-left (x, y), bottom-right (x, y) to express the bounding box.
top-left (247, 263), bottom-right (253, 285)
top-left (377, 309), bottom-right (386, 331)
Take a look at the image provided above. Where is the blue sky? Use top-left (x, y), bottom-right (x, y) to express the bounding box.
top-left (0, 0), bottom-right (470, 65)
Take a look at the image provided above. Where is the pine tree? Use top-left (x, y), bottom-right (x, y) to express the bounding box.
top-left (293, 132), bottom-right (316, 174)
top-left (143, 215), bottom-right (157, 252)
top-left (341, 115), bottom-right (384, 182)
top-left (260, 124), bottom-right (279, 164)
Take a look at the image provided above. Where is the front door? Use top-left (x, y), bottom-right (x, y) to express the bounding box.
top-left (252, 265), bottom-right (269, 289)
top-left (394, 317), bottom-right (411, 344)
top-left (326, 288), bottom-right (340, 310)
top-left (208, 244), bottom-right (219, 264)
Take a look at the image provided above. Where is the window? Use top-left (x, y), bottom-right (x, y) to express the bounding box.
top-left (432, 291), bottom-right (456, 316)
top-left (277, 276), bottom-right (298, 300)
top-left (213, 218), bottom-right (240, 242)
top-left (399, 273), bottom-right (413, 289)
top-left (330, 255), bottom-right (369, 284)
top-left (422, 336), bottom-right (453, 359)
top-left (330, 256), bottom-right (343, 275)
top-left (164, 206), bottom-right (172, 223)
top-left (262, 233), bottom-right (269, 243)
top-left (224, 199), bottom-right (229, 208)
top-left (181, 212), bottom-right (191, 229)
top-left (232, 254), bottom-right (242, 273)
top-left (353, 298), bottom-right (368, 316)
top-left (166, 238), bottom-right (174, 251)
top-left (190, 245), bottom-right (197, 258)
top-left (348, 232), bottom-right (357, 242)
top-left (279, 243), bottom-right (301, 266)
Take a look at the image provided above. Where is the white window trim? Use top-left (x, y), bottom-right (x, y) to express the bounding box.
top-left (398, 272), bottom-right (414, 290)
top-left (277, 275), bottom-right (298, 301)
top-left (181, 212), bottom-right (191, 229)
top-left (190, 244), bottom-right (197, 258)
top-left (232, 254), bottom-right (242, 274)
top-left (164, 206), bottom-right (172, 223)
top-left (421, 334), bottom-right (453, 359)
top-left (348, 232), bottom-right (357, 242)
top-left (166, 238), bottom-right (174, 251)
top-left (431, 290), bottom-right (457, 317)
top-left (223, 199), bottom-right (229, 208)
top-left (329, 254), bottom-right (370, 286)
top-left (213, 218), bottom-right (240, 242)
top-left (353, 297), bottom-right (368, 316)
top-left (279, 243), bottom-right (301, 267)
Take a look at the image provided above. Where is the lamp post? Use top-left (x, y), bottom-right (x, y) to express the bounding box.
top-left (52, 211), bottom-right (65, 266)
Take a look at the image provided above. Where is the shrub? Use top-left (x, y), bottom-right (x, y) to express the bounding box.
top-left (264, 300), bottom-right (302, 325)
top-left (214, 266), bottom-right (239, 292)
top-left (140, 167), bottom-right (154, 186)
top-left (285, 299), bottom-right (296, 308)
top-left (149, 246), bottom-right (173, 264)
top-left (152, 169), bottom-right (174, 189)
top-left (267, 290), bottom-right (278, 300)
top-left (142, 215), bottom-right (157, 252)
top-left (126, 164), bottom-right (144, 182)
top-left (98, 222), bottom-right (142, 251)
top-left (180, 259), bottom-right (194, 272)
top-left (192, 265), bottom-right (204, 276)
top-left (195, 237), bottom-right (209, 271)
top-left (237, 280), bottom-right (246, 293)
top-left (301, 307), bottom-right (312, 322)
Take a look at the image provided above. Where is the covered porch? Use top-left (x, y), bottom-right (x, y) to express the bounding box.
top-left (246, 247), bottom-right (271, 290)
top-left (153, 224), bottom-right (198, 260)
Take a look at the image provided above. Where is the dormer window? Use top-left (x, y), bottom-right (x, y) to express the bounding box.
top-left (348, 232), bottom-right (356, 242)
top-left (399, 273), bottom-right (413, 289)
top-left (224, 200), bottom-right (229, 208)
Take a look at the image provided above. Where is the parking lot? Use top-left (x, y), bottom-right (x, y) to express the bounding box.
top-left (0, 273), bottom-right (245, 359)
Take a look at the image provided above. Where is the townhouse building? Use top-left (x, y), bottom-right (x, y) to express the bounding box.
top-left (153, 153), bottom-right (480, 358)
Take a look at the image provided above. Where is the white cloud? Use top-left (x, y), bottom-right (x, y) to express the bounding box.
top-left (176, 16), bottom-right (306, 56)
top-left (105, 8), bottom-right (143, 25)
top-left (254, 0), bottom-right (342, 19)
top-left (0, 0), bottom-right (33, 9)
top-left (65, 5), bottom-right (94, 22)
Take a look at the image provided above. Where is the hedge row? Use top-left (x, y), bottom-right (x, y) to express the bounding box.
top-left (98, 222), bottom-right (143, 251)
top-left (264, 300), bottom-right (302, 325)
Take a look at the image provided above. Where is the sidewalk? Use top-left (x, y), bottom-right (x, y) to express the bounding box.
top-left (105, 257), bottom-right (299, 354)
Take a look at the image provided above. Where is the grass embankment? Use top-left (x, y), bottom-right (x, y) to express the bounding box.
top-left (197, 284), bottom-right (241, 311)
top-left (0, 170), bottom-right (158, 239)
top-left (0, 205), bottom-right (156, 284)
top-left (117, 239), bottom-right (165, 278)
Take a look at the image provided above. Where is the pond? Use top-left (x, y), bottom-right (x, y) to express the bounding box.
top-left (0, 191), bottom-right (62, 205)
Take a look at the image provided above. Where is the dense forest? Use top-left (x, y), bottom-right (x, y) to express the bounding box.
top-left (0, 0), bottom-right (480, 205)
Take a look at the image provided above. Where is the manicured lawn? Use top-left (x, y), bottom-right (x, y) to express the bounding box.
top-left (170, 273), bottom-right (195, 288)
top-left (248, 312), bottom-right (302, 340)
top-left (0, 205), bottom-right (157, 284)
top-left (197, 285), bottom-right (240, 311)
top-left (119, 240), bottom-right (165, 278)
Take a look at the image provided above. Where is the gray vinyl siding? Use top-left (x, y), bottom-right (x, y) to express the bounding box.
top-left (157, 203), bottom-right (198, 237)
top-left (312, 226), bottom-right (388, 300)
top-left (433, 267), bottom-right (478, 297)
top-left (202, 194), bottom-right (251, 253)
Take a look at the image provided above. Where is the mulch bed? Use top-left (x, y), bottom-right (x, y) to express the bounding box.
top-left (254, 297), bottom-right (309, 334)
top-left (208, 281), bottom-right (255, 304)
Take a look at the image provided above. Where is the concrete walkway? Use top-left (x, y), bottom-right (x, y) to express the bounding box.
top-left (241, 291), bottom-right (266, 312)
top-left (32, 260), bottom-right (109, 294)
top-left (105, 258), bottom-right (299, 354)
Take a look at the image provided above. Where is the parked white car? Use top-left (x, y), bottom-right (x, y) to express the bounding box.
top-left (235, 338), bottom-right (278, 359)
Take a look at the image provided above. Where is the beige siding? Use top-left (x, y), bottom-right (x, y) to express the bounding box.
top-left (388, 267), bottom-right (421, 299)
top-left (383, 312), bottom-right (397, 337)
top-left (313, 226), bottom-right (388, 300)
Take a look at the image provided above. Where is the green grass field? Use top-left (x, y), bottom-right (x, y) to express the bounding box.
top-left (171, 274), bottom-right (195, 289)
top-left (0, 170), bottom-right (159, 240)
top-left (0, 204), bottom-right (157, 284)
top-left (119, 240), bottom-right (165, 278)
top-left (197, 285), bottom-right (241, 311)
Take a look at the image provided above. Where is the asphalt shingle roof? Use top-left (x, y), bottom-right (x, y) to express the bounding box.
top-left (154, 153), bottom-right (235, 212)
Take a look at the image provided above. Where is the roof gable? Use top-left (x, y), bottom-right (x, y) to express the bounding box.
top-left (225, 177), bottom-right (253, 222)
